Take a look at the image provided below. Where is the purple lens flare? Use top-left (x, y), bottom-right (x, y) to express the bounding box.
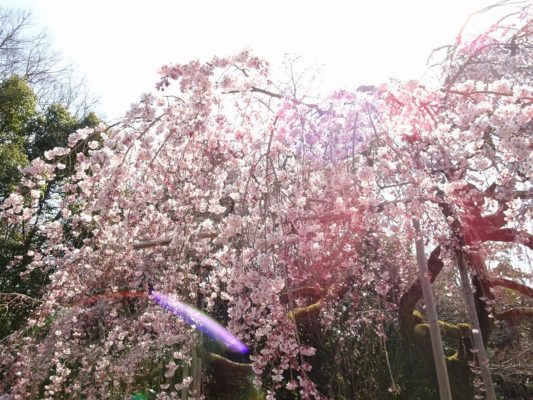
top-left (150, 291), bottom-right (249, 354)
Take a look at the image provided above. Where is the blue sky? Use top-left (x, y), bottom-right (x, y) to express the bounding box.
top-left (2, 0), bottom-right (503, 121)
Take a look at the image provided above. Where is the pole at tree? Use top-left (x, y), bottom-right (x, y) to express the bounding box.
top-left (456, 248), bottom-right (497, 400)
top-left (412, 219), bottom-right (452, 400)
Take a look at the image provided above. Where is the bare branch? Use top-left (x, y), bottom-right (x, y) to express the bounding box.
top-left (0, 7), bottom-right (96, 116)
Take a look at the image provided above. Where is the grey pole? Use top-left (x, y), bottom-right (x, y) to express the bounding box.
top-left (413, 218), bottom-right (453, 400)
top-left (456, 248), bottom-right (496, 400)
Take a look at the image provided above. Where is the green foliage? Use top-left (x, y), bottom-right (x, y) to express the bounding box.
top-left (0, 75), bottom-right (36, 143)
top-left (27, 103), bottom-right (77, 157)
top-left (130, 392), bottom-right (149, 400)
top-left (0, 74), bottom-right (100, 341)
top-left (0, 76), bottom-right (35, 199)
top-left (315, 310), bottom-right (439, 399)
top-left (27, 103), bottom-right (99, 159)
top-left (0, 220), bottom-right (48, 339)
top-left (0, 142), bottom-right (27, 198)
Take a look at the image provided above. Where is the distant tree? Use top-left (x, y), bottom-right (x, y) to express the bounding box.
top-left (0, 7), bottom-right (96, 117)
top-left (27, 103), bottom-right (99, 160)
top-left (0, 76), bottom-right (99, 339)
top-left (0, 8), bottom-right (100, 341)
top-left (0, 75), bottom-right (36, 199)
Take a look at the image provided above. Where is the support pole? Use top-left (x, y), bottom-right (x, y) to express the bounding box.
top-left (413, 219), bottom-right (452, 400)
top-left (456, 248), bottom-right (496, 400)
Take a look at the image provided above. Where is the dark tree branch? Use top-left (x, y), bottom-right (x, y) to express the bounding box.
top-left (494, 307), bottom-right (533, 323)
top-left (132, 237), bottom-right (172, 250)
top-left (486, 276), bottom-right (533, 298)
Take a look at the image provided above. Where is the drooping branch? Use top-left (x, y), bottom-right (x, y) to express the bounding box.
top-left (132, 237), bottom-right (173, 249)
top-left (223, 85), bottom-right (324, 111)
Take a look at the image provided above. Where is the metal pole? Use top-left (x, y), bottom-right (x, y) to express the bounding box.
top-left (413, 218), bottom-right (453, 400)
top-left (456, 248), bottom-right (496, 400)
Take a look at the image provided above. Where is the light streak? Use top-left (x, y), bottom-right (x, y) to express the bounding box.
top-left (150, 291), bottom-right (249, 354)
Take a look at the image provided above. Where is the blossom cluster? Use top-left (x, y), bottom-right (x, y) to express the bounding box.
top-left (1, 10), bottom-right (532, 400)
